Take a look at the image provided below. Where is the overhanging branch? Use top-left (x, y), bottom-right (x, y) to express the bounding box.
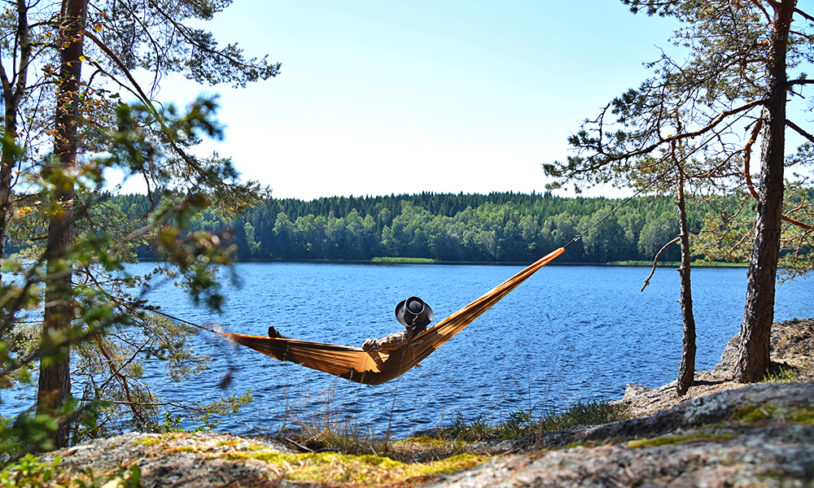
top-left (786, 119), bottom-right (814, 144)
top-left (786, 79), bottom-right (814, 87)
top-left (83, 29), bottom-right (209, 182)
top-left (794, 7), bottom-right (814, 23)
top-left (641, 237), bottom-right (680, 292)
top-left (595, 99), bottom-right (765, 164)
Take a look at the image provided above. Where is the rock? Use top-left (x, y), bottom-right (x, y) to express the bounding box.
top-left (716, 330), bottom-right (741, 373)
top-left (40, 432), bottom-right (292, 488)
top-left (620, 383), bottom-right (653, 402)
top-left (427, 382), bottom-right (814, 488)
top-left (716, 318), bottom-right (814, 380)
top-left (29, 383), bottom-right (812, 487)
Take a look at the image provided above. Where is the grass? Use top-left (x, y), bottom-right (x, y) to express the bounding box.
top-left (269, 388), bottom-right (383, 456)
top-left (255, 398), bottom-right (628, 485)
top-left (371, 257), bottom-right (436, 264)
top-left (262, 386), bottom-right (627, 463)
top-left (537, 400), bottom-right (629, 433)
top-left (436, 400), bottom-right (629, 443)
top-left (760, 364), bottom-right (799, 383)
top-left (608, 260), bottom-right (747, 267)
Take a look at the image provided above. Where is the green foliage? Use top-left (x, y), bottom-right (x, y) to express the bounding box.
top-left (536, 400), bottom-right (629, 433)
top-left (1, 97), bottom-right (259, 454)
top-left (0, 413), bottom-right (60, 461)
top-left (1, 0), bottom-right (275, 455)
top-left (437, 400), bottom-right (629, 442)
top-left (94, 192), bottom-right (766, 264)
top-left (0, 454), bottom-right (61, 487)
top-left (543, 1), bottom-right (813, 279)
top-left (371, 257), bottom-right (436, 264)
top-left (760, 367), bottom-right (798, 384)
top-left (0, 454), bottom-right (142, 487)
top-left (92, 190), bottom-right (811, 267)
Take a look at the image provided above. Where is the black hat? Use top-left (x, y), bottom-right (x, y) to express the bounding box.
top-left (395, 296), bottom-right (434, 328)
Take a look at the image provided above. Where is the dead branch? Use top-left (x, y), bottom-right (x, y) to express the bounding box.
top-left (641, 236), bottom-right (680, 292)
top-left (743, 118), bottom-right (763, 201)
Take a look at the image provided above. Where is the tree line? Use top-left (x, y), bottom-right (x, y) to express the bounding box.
top-left (103, 191), bottom-right (768, 264)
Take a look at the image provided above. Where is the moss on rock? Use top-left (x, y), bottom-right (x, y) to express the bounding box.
top-left (225, 449), bottom-right (486, 485)
top-left (626, 433), bottom-right (735, 448)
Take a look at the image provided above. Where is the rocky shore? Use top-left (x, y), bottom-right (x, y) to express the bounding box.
top-left (9, 318), bottom-right (814, 487)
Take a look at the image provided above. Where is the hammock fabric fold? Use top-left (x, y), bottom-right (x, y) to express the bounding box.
top-left (222, 247), bottom-right (565, 385)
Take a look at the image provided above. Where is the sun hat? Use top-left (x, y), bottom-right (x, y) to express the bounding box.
top-left (395, 296), bottom-right (434, 328)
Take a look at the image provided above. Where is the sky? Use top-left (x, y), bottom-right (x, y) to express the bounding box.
top-left (139, 1), bottom-right (685, 201)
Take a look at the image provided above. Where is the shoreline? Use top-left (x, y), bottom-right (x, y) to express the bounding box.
top-left (132, 257), bottom-right (750, 267)
top-left (617, 317), bottom-right (814, 419)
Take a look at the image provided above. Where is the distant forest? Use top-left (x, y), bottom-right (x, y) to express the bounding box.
top-left (107, 191), bottom-right (739, 264)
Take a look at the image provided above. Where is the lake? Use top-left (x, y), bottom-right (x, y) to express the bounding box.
top-left (3, 260), bottom-right (813, 438)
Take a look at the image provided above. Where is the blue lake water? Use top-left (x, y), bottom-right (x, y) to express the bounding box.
top-left (3, 261), bottom-right (813, 438)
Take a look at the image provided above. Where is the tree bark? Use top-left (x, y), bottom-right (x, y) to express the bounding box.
top-left (37, 0), bottom-right (88, 449)
top-left (0, 0), bottom-right (32, 273)
top-left (734, 2), bottom-right (794, 383)
top-left (675, 169), bottom-right (696, 396)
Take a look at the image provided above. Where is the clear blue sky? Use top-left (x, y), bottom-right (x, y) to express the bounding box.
top-left (146, 1), bottom-right (681, 200)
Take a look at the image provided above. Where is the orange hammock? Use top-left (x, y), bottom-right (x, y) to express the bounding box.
top-left (222, 247), bottom-right (565, 385)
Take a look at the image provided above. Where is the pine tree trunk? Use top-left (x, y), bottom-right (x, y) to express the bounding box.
top-left (734, 2), bottom-right (794, 383)
top-left (36, 0), bottom-right (87, 449)
top-left (0, 103), bottom-right (19, 266)
top-left (0, 0), bottom-right (32, 275)
top-left (676, 170), bottom-right (695, 396)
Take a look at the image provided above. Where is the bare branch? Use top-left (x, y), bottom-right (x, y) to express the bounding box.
top-left (729, 228), bottom-right (753, 260)
top-left (743, 119), bottom-right (763, 201)
top-left (750, 0), bottom-right (773, 23)
top-left (794, 7), bottom-right (814, 23)
top-left (786, 119), bottom-right (814, 144)
top-left (600, 100), bottom-right (765, 164)
top-left (641, 237), bottom-right (680, 292)
top-left (786, 79), bottom-right (814, 87)
top-left (742, 119), bottom-right (813, 230)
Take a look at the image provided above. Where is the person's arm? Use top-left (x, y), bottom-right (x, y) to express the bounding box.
top-left (367, 331), bottom-right (409, 353)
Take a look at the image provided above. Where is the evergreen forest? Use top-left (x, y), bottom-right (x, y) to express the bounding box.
top-left (93, 191), bottom-right (774, 264)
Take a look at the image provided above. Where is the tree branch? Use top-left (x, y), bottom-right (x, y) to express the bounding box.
top-left (146, 0), bottom-right (262, 73)
top-left (641, 236), bottom-right (680, 292)
top-left (786, 79), bottom-right (814, 87)
top-left (794, 7), bottom-right (814, 23)
top-left (596, 99), bottom-right (765, 165)
top-left (786, 119), bottom-right (814, 144)
top-left (743, 119), bottom-right (763, 201)
top-left (744, 119), bottom-right (814, 231)
top-left (83, 29), bottom-right (209, 182)
top-left (750, 0), bottom-right (773, 23)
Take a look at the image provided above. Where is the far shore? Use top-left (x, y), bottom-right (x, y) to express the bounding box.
top-left (134, 258), bottom-right (750, 267)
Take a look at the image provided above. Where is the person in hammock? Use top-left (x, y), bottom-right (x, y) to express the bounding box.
top-left (266, 296), bottom-right (434, 353)
top-left (361, 296), bottom-right (433, 355)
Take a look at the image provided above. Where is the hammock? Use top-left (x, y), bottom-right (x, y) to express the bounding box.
top-left (222, 247), bottom-right (565, 385)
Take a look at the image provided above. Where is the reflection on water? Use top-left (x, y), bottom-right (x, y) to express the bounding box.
top-left (3, 260), bottom-right (813, 437)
